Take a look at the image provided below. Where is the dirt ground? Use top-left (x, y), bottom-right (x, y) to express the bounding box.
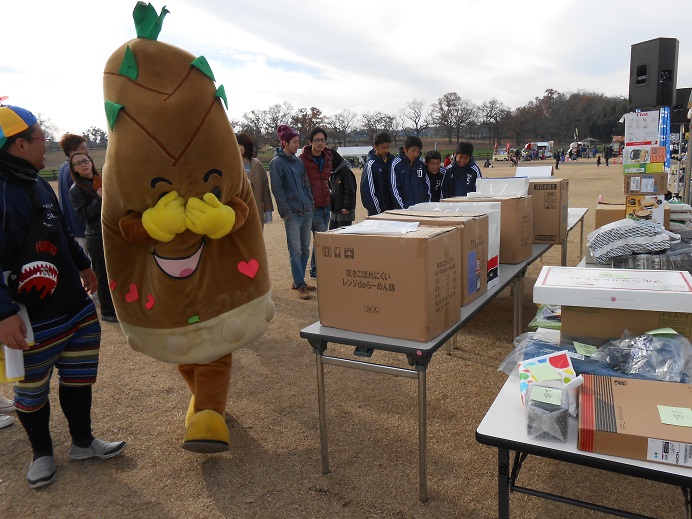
top-left (1, 157), bottom-right (688, 518)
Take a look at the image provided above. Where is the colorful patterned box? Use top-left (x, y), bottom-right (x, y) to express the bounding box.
top-left (518, 350), bottom-right (577, 405)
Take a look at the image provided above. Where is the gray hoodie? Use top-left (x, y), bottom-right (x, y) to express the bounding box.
top-left (269, 147), bottom-right (314, 218)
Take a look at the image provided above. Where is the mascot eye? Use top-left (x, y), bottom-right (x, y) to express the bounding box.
top-left (211, 186), bottom-right (221, 199)
top-left (158, 191), bottom-right (171, 201)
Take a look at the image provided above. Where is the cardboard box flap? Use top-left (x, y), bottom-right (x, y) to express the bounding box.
top-left (377, 209), bottom-right (488, 220)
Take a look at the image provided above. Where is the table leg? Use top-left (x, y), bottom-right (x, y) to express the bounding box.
top-left (498, 448), bottom-right (510, 519)
top-left (561, 235), bottom-right (568, 266)
top-left (417, 364), bottom-right (428, 502)
top-left (315, 352), bottom-right (330, 474)
top-left (513, 274), bottom-right (525, 338)
top-left (579, 218), bottom-right (585, 260)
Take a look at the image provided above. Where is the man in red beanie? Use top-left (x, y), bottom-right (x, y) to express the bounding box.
top-left (269, 125), bottom-right (315, 300)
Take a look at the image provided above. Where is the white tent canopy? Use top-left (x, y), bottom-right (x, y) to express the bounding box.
top-left (337, 146), bottom-right (372, 160)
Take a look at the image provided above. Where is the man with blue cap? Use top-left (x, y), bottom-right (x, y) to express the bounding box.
top-left (0, 104), bottom-right (125, 488)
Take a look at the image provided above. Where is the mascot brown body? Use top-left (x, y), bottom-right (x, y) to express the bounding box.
top-left (102, 3), bottom-right (274, 452)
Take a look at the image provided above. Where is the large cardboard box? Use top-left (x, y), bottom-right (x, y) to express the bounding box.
top-left (623, 172), bottom-right (668, 195)
top-left (528, 179), bottom-right (569, 244)
top-left (578, 375), bottom-right (692, 467)
top-left (443, 196), bottom-right (533, 264)
top-left (594, 203), bottom-right (670, 230)
top-left (368, 210), bottom-right (488, 306)
top-left (315, 226), bottom-right (461, 342)
top-left (561, 306), bottom-right (692, 343)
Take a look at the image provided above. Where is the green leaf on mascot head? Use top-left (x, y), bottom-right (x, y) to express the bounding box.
top-left (191, 56), bottom-right (215, 82)
top-left (215, 85), bottom-right (228, 110)
top-left (133, 1), bottom-right (169, 40)
top-left (119, 46), bottom-right (138, 81)
top-left (105, 100), bottom-right (125, 131)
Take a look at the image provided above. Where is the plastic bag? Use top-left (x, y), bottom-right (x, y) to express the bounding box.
top-left (590, 330), bottom-right (692, 383)
top-left (525, 384), bottom-right (569, 442)
top-left (527, 304), bottom-right (561, 330)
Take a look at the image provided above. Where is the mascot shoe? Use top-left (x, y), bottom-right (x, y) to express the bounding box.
top-left (183, 409), bottom-right (229, 453)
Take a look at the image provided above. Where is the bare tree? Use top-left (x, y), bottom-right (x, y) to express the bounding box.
top-left (83, 126), bottom-right (108, 147)
top-left (360, 111), bottom-right (393, 143)
top-left (327, 109), bottom-right (358, 146)
top-left (290, 107), bottom-right (324, 141)
top-left (431, 93), bottom-right (477, 144)
top-left (264, 102), bottom-right (294, 144)
top-left (239, 109), bottom-right (268, 150)
top-left (402, 98), bottom-right (430, 136)
top-left (479, 98), bottom-right (510, 145)
top-left (37, 113), bottom-right (58, 142)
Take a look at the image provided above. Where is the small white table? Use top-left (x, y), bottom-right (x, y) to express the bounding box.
top-left (476, 374), bottom-right (692, 518)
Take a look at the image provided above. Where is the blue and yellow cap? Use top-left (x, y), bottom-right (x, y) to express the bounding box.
top-left (0, 105), bottom-right (38, 149)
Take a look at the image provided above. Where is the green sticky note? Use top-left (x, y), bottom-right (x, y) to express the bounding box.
top-left (658, 405), bottom-right (692, 427)
top-left (530, 386), bottom-right (563, 406)
top-left (646, 328), bottom-right (678, 336)
top-left (574, 341), bottom-right (598, 357)
top-left (527, 363), bottom-right (561, 382)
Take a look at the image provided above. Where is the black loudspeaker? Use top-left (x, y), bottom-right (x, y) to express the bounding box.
top-left (671, 87), bottom-right (691, 125)
top-left (629, 38), bottom-right (678, 110)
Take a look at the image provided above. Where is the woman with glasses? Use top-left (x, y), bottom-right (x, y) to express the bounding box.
top-left (68, 152), bottom-right (118, 323)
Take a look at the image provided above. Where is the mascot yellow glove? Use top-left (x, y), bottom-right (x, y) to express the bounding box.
top-left (185, 192), bottom-right (236, 239)
top-left (142, 191), bottom-right (187, 243)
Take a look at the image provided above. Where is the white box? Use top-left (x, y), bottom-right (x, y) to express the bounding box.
top-left (476, 177), bottom-right (529, 197)
top-left (533, 266), bottom-right (692, 312)
top-left (515, 165), bottom-right (554, 178)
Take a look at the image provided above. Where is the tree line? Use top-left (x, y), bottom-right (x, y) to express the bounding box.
top-left (233, 88), bottom-right (627, 151)
top-left (41, 88), bottom-right (627, 152)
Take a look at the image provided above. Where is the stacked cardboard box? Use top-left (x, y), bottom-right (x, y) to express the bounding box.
top-left (443, 196), bottom-right (533, 264)
top-left (368, 210), bottom-right (488, 306)
top-left (315, 226), bottom-right (461, 342)
top-left (621, 112), bottom-right (669, 226)
top-left (528, 179), bottom-right (569, 244)
top-left (533, 266), bottom-right (692, 343)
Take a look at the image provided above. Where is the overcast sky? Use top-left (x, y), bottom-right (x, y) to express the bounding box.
top-left (4, 0), bottom-right (692, 137)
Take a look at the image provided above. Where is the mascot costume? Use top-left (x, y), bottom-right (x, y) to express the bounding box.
top-left (101, 2), bottom-right (274, 453)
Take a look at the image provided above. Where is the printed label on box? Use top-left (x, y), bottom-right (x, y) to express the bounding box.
top-left (646, 438), bottom-right (692, 467)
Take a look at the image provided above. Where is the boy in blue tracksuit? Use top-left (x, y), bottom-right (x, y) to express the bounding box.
top-left (390, 136), bottom-right (430, 209)
top-left (424, 150), bottom-right (445, 202)
top-left (441, 141), bottom-right (482, 199)
top-left (360, 132), bottom-right (395, 215)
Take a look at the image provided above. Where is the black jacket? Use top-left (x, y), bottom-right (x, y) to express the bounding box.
top-left (69, 177), bottom-right (103, 238)
top-left (329, 150), bottom-right (357, 223)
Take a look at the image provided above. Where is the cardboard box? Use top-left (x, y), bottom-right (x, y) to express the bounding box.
top-left (623, 173), bottom-right (668, 195)
top-left (315, 226), bottom-right (461, 342)
top-left (625, 194), bottom-right (667, 226)
top-left (594, 203), bottom-right (670, 230)
top-left (528, 179), bottom-right (569, 244)
top-left (411, 202), bottom-right (501, 288)
top-left (443, 196), bottom-right (533, 264)
top-left (561, 306), bottom-right (692, 343)
top-left (578, 375), bottom-right (692, 467)
top-left (623, 163), bottom-right (665, 174)
top-left (533, 266), bottom-right (692, 312)
top-left (368, 210), bottom-right (488, 306)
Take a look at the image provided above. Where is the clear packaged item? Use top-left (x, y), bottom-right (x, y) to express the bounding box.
top-left (525, 383), bottom-right (569, 442)
top-left (527, 304), bottom-right (562, 330)
top-left (590, 330), bottom-right (692, 383)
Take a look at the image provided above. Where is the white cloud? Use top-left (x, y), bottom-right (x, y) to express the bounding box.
top-left (3, 0), bottom-right (692, 136)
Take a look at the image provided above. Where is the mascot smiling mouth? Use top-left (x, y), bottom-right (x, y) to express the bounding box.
top-left (153, 240), bottom-right (205, 279)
